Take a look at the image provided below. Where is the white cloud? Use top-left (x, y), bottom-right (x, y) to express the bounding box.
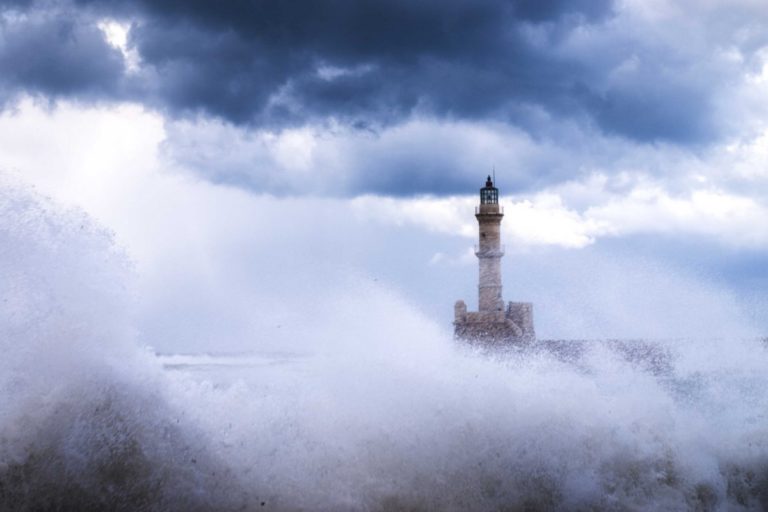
top-left (5, 98), bottom-right (768, 258)
top-left (503, 195), bottom-right (608, 249)
top-left (351, 195), bottom-right (476, 238)
top-left (352, 193), bottom-right (608, 249)
top-left (352, 175), bottom-right (768, 251)
top-left (98, 19), bottom-right (141, 72)
top-left (351, 191), bottom-right (609, 250)
top-left (2, 99), bottom-right (767, 343)
top-left (0, 98), bottom-right (164, 224)
top-left (586, 185), bottom-right (768, 247)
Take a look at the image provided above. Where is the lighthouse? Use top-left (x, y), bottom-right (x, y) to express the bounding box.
top-left (476, 175), bottom-right (505, 312)
top-left (454, 176), bottom-right (535, 345)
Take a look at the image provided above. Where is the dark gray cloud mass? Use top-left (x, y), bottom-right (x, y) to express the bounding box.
top-left (0, 8), bottom-right (124, 106)
top-left (107, 0), bottom-right (614, 130)
top-left (3, 0), bottom-right (768, 199)
top-left (0, 0), bottom-right (736, 146)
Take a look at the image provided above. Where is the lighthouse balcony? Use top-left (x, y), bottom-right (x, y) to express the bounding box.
top-left (475, 245), bottom-right (505, 257)
top-left (475, 205), bottom-right (504, 215)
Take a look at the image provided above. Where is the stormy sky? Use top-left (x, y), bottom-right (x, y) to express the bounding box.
top-left (2, 0), bottom-right (768, 346)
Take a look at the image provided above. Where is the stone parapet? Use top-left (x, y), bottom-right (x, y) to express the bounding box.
top-left (454, 300), bottom-right (535, 345)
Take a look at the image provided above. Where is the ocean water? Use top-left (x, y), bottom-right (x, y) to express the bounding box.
top-left (2, 181), bottom-right (768, 511)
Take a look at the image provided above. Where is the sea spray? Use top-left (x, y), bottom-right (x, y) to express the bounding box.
top-left (2, 180), bottom-right (768, 510)
top-left (0, 181), bottom-right (250, 510)
top-left (164, 336), bottom-right (768, 510)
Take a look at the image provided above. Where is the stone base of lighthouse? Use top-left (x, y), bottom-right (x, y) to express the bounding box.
top-left (454, 300), bottom-right (535, 346)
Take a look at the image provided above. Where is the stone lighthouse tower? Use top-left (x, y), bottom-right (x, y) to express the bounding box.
top-left (476, 175), bottom-right (505, 313)
top-left (454, 176), bottom-right (535, 345)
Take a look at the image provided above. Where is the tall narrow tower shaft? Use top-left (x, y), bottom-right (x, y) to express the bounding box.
top-left (476, 176), bottom-right (504, 312)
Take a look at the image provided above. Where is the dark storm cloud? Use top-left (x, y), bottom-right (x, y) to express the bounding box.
top-left (115, 0), bottom-right (620, 133)
top-left (0, 0), bottom-right (697, 143)
top-left (1, 0), bottom-right (765, 196)
top-left (513, 0), bottom-right (611, 23)
top-left (579, 76), bottom-right (717, 145)
top-left (0, 9), bottom-right (124, 105)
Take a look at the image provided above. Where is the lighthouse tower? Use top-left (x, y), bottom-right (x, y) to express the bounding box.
top-left (454, 176), bottom-right (535, 345)
top-left (476, 175), bottom-right (505, 312)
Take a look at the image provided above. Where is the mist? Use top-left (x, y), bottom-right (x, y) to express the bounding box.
top-left (2, 175), bottom-right (768, 511)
